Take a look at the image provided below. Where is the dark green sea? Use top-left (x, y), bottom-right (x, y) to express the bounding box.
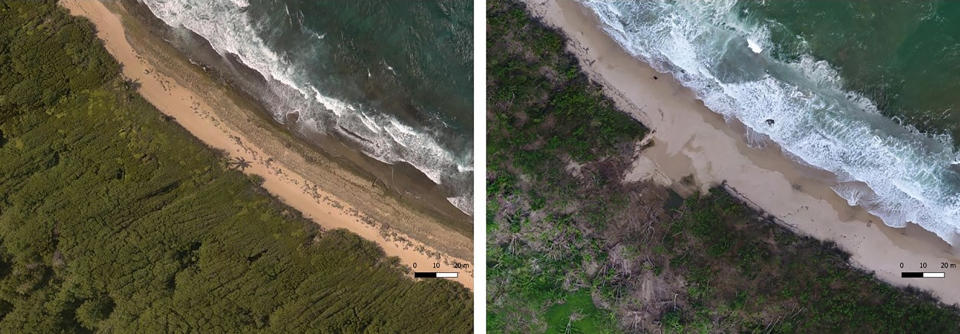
top-left (740, 1), bottom-right (960, 141)
top-left (584, 0), bottom-right (960, 243)
top-left (142, 0), bottom-right (473, 213)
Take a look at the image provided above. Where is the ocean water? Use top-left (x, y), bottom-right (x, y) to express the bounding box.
top-left (583, 0), bottom-right (960, 244)
top-left (140, 0), bottom-right (473, 214)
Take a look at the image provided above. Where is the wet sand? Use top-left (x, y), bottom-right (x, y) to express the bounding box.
top-left (523, 0), bottom-right (960, 305)
top-left (62, 0), bottom-right (472, 289)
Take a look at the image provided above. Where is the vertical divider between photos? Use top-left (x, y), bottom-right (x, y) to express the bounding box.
top-left (473, 0), bottom-right (487, 332)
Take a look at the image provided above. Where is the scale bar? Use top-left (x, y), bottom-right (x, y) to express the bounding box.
top-left (901, 272), bottom-right (945, 278)
top-left (414, 272), bottom-right (458, 278)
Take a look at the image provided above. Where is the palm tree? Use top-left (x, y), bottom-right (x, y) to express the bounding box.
top-left (228, 157), bottom-right (251, 171)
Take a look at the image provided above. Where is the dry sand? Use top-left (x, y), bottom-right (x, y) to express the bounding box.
top-left (524, 0), bottom-right (960, 305)
top-left (61, 0), bottom-right (472, 289)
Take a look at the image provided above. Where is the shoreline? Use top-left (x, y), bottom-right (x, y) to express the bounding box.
top-left (118, 0), bottom-right (475, 221)
top-left (61, 0), bottom-right (472, 289)
top-left (524, 0), bottom-right (960, 305)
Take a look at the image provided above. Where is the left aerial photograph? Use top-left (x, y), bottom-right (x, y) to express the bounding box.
top-left (0, 0), bottom-right (472, 332)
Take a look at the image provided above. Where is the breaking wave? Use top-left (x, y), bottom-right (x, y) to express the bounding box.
top-left (141, 0), bottom-right (473, 215)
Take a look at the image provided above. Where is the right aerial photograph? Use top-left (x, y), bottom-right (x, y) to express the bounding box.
top-left (487, 0), bottom-right (960, 332)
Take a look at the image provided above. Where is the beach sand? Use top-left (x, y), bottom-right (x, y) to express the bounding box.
top-left (61, 0), bottom-right (472, 289)
top-left (523, 0), bottom-right (960, 305)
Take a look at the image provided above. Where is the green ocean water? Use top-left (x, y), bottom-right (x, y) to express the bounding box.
top-left (245, 0), bottom-right (474, 135)
top-left (739, 1), bottom-right (960, 141)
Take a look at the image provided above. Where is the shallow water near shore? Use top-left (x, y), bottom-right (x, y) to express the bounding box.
top-left (582, 0), bottom-right (960, 245)
top-left (138, 0), bottom-right (474, 214)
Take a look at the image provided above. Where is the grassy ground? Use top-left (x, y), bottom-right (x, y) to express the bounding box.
top-left (543, 290), bottom-right (615, 334)
top-left (486, 0), bottom-right (960, 332)
top-left (0, 1), bottom-right (471, 332)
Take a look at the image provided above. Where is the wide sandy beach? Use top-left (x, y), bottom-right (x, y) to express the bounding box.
top-left (62, 0), bottom-right (472, 289)
top-left (524, 0), bottom-right (960, 305)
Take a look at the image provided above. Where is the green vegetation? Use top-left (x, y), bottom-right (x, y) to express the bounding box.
top-left (486, 0), bottom-right (960, 332)
top-left (660, 189), bottom-right (960, 332)
top-left (543, 290), bottom-right (615, 334)
top-left (486, 0), bottom-right (644, 331)
top-left (0, 1), bottom-right (470, 332)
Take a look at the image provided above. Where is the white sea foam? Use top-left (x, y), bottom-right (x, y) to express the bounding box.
top-left (446, 196), bottom-right (472, 216)
top-left (584, 0), bottom-right (960, 243)
top-left (746, 38), bottom-right (762, 54)
top-left (141, 0), bottom-right (473, 215)
top-left (229, 0), bottom-right (248, 9)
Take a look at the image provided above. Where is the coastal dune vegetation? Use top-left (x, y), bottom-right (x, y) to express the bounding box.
top-left (486, 0), bottom-right (960, 332)
top-left (0, 1), bottom-right (471, 332)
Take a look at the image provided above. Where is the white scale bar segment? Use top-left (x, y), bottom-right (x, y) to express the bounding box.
top-left (436, 272), bottom-right (458, 278)
top-left (925, 272), bottom-right (946, 278)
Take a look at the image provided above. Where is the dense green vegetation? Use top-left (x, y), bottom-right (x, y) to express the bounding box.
top-left (0, 1), bottom-right (470, 332)
top-left (486, 0), bottom-right (644, 332)
top-left (486, 0), bottom-right (960, 332)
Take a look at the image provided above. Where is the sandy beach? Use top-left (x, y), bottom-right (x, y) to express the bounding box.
top-left (523, 0), bottom-right (960, 305)
top-left (61, 0), bottom-right (472, 289)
